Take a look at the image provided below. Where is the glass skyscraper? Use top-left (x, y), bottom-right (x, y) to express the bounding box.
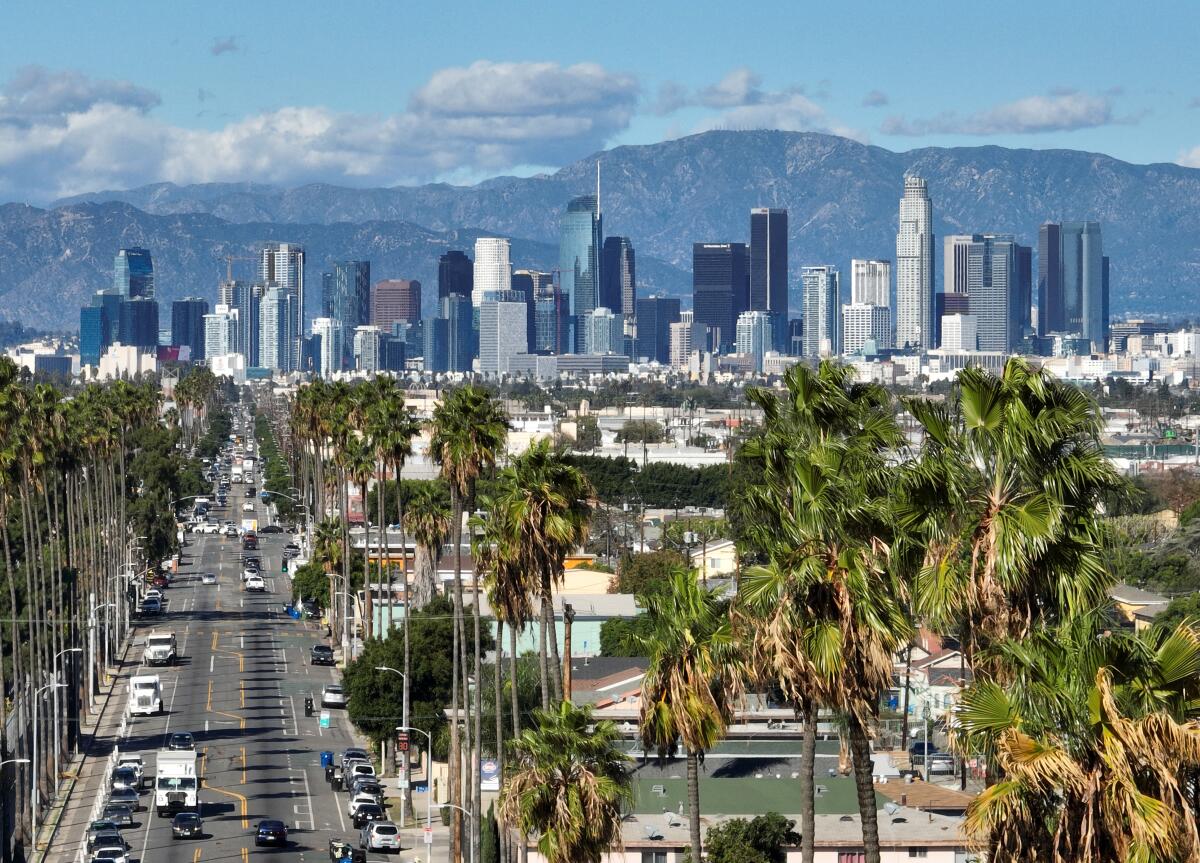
top-left (560, 195), bottom-right (602, 349)
top-left (692, 243), bottom-right (748, 353)
top-left (118, 297), bottom-right (160, 350)
top-left (896, 176), bottom-right (935, 351)
top-left (114, 248), bottom-right (155, 299)
top-left (750, 208), bottom-right (788, 350)
top-left (438, 250), bottom-right (474, 301)
top-left (171, 297), bottom-right (209, 360)
top-left (324, 261), bottom-right (371, 370)
top-left (600, 236), bottom-right (635, 319)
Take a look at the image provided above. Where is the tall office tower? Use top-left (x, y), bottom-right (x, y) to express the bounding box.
top-left (259, 285), bottom-right (295, 372)
top-left (850, 259), bottom-right (890, 307)
top-left (693, 243), bottom-right (748, 353)
top-left (472, 238), bottom-right (511, 307)
top-left (510, 271), bottom-right (539, 354)
top-left (534, 286), bottom-right (570, 354)
top-left (218, 279), bottom-right (238, 307)
top-left (229, 283), bottom-right (263, 366)
top-left (841, 303), bottom-right (892, 355)
top-left (118, 297), bottom-right (160, 349)
top-left (81, 291), bottom-right (121, 365)
top-left (171, 297), bottom-right (210, 360)
top-left (802, 266), bottom-right (841, 357)
top-left (585, 308), bottom-right (624, 355)
top-left (479, 290), bottom-right (527, 375)
top-left (423, 318), bottom-right (450, 373)
top-left (371, 279), bottom-right (421, 332)
top-left (204, 306), bottom-right (239, 360)
top-left (353, 325), bottom-right (383, 373)
top-left (1037, 222), bottom-right (1062, 336)
top-left (1015, 243), bottom-right (1033, 341)
top-left (669, 321), bottom-right (692, 369)
top-left (941, 314), bottom-right (978, 351)
top-left (114, 248), bottom-right (155, 299)
top-left (560, 195), bottom-right (603, 324)
top-left (442, 294), bottom-right (477, 373)
top-left (934, 291), bottom-right (970, 348)
top-left (601, 236), bottom-right (636, 319)
top-left (379, 335), bottom-right (406, 372)
top-left (324, 261), bottom-right (371, 369)
top-left (311, 318), bottom-right (340, 379)
top-left (896, 176), bottom-right (935, 351)
top-left (259, 243), bottom-right (305, 363)
top-left (634, 296), bottom-right (681, 364)
top-left (438, 250), bottom-right (474, 301)
top-left (788, 318), bottom-right (804, 356)
top-left (750, 208), bottom-right (788, 349)
top-left (943, 235), bottom-right (974, 295)
top-left (735, 310), bottom-right (774, 372)
top-left (948, 234), bottom-right (1021, 353)
top-left (1102, 255), bottom-right (1110, 350)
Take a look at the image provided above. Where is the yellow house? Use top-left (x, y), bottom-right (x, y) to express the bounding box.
top-left (1110, 583), bottom-right (1171, 631)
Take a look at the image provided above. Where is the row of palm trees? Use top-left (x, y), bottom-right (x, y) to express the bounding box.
top-left (0, 360), bottom-right (170, 858)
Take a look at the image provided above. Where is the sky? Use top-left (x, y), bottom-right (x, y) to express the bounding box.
top-left (1, 0), bottom-right (1198, 204)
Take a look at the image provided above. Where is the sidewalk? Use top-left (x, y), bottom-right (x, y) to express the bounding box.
top-left (34, 639), bottom-right (136, 863)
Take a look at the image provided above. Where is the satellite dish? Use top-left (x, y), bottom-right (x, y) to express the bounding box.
top-left (884, 802), bottom-right (900, 817)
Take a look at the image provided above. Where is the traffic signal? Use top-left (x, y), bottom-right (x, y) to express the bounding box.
top-left (281, 559), bottom-right (288, 573)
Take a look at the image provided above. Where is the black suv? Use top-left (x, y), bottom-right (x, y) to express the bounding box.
top-left (311, 644), bottom-right (335, 666)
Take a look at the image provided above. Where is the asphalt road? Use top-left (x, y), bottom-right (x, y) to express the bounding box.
top-left (115, 490), bottom-right (407, 863)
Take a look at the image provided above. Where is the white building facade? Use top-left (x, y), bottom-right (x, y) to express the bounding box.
top-left (896, 176), bottom-right (935, 351)
top-left (473, 238), bottom-right (512, 307)
top-left (850, 259), bottom-right (891, 307)
top-left (841, 303), bottom-right (892, 355)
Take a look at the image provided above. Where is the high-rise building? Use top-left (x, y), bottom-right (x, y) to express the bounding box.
top-left (81, 291), bottom-right (122, 365)
top-left (1015, 243), bottom-right (1033, 342)
top-left (669, 321), bottom-right (692, 370)
top-left (934, 291), bottom-right (970, 348)
top-left (534, 285), bottom-right (570, 355)
top-left (586, 307), bottom-right (624, 355)
top-left (114, 248), bottom-right (155, 299)
top-left (896, 176), bottom-right (935, 351)
top-left (1039, 221), bottom-right (1107, 351)
top-left (946, 234), bottom-right (1022, 353)
top-left (479, 290), bottom-right (527, 375)
top-left (509, 271), bottom-right (540, 354)
top-left (560, 196), bottom-right (603, 329)
top-left (323, 261), bottom-right (371, 370)
top-left (259, 285), bottom-right (295, 372)
top-left (423, 317), bottom-right (450, 373)
top-left (943, 235), bottom-right (974, 296)
top-left (225, 282), bottom-right (262, 366)
top-left (601, 237), bottom-right (635, 319)
top-left (1038, 222), bottom-right (1062, 336)
top-left (850, 259), bottom-right (890, 307)
top-left (941, 314), bottom-right (978, 352)
top-left (788, 318), bottom-right (804, 356)
top-left (438, 250), bottom-right (473, 301)
top-left (693, 243), bottom-right (748, 353)
top-left (802, 266), bottom-right (841, 357)
top-left (634, 296), bottom-right (681, 364)
top-left (372, 279), bottom-right (421, 332)
top-left (311, 318), bottom-right (340, 379)
top-left (442, 294), bottom-right (477, 373)
top-left (259, 243), bottom-right (305, 364)
top-left (735, 310), bottom-right (774, 371)
top-left (203, 305), bottom-right (239, 360)
top-left (353, 325), bottom-right (383, 373)
top-left (750, 208), bottom-right (788, 349)
top-left (171, 297), bottom-right (209, 360)
top-left (118, 298), bottom-right (160, 350)
top-left (473, 238), bottom-right (511, 307)
top-left (841, 304), bottom-right (892, 355)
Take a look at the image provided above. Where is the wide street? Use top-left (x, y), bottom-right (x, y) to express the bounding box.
top-left (94, 490), bottom-right (430, 863)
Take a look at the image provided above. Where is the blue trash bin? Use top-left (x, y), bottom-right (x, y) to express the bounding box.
top-left (320, 750), bottom-right (334, 769)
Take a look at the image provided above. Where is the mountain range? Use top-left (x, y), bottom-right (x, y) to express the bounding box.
top-left (4, 129), bottom-right (1199, 330)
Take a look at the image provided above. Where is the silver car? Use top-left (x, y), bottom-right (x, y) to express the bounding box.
top-left (107, 787), bottom-right (140, 812)
top-left (360, 821), bottom-right (400, 852)
top-left (110, 768), bottom-right (140, 794)
top-left (321, 684), bottom-right (347, 708)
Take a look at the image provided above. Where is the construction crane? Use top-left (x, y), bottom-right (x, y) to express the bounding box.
top-left (222, 254), bottom-right (256, 282)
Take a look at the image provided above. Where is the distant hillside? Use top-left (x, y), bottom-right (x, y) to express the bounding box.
top-left (7, 129), bottom-right (1200, 327)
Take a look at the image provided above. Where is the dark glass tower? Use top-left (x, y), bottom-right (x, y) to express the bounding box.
top-left (326, 261), bottom-right (371, 370)
top-left (692, 243), bottom-right (748, 353)
top-left (1038, 222), bottom-right (1062, 335)
top-left (114, 248), bottom-right (155, 299)
top-left (560, 195), bottom-right (602, 350)
top-left (171, 297), bottom-right (210, 361)
top-left (601, 236), bottom-right (635, 317)
top-left (118, 297), bottom-right (160, 349)
top-left (634, 297), bottom-right (680, 364)
top-left (438, 250), bottom-right (474, 301)
top-left (750, 208), bottom-right (788, 349)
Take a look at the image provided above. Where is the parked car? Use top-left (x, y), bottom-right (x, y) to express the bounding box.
top-left (283, 543), bottom-right (301, 557)
top-left (260, 524), bottom-right (283, 534)
top-left (351, 803), bottom-right (386, 829)
top-left (171, 811), bottom-right (203, 840)
top-left (245, 575), bottom-right (266, 592)
top-left (311, 644), bottom-right (335, 666)
top-left (151, 575), bottom-right (169, 589)
top-left (322, 684), bottom-right (347, 708)
top-left (360, 821), bottom-right (400, 852)
top-left (140, 598), bottom-right (161, 617)
top-left (341, 748), bottom-right (369, 768)
top-left (255, 820), bottom-right (288, 847)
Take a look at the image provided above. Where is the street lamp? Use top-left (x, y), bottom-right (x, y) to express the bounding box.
top-left (376, 666), bottom-right (410, 829)
top-left (88, 602), bottom-right (117, 699)
top-left (442, 803), bottom-right (475, 863)
top-left (32, 681), bottom-right (67, 845)
top-left (395, 725), bottom-right (433, 863)
top-left (50, 648), bottom-right (83, 789)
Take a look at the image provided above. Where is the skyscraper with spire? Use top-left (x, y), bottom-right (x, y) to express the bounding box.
top-left (896, 176), bottom-right (935, 351)
top-left (560, 162), bottom-right (604, 352)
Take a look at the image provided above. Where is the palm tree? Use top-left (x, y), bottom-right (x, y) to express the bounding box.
top-left (493, 440), bottom-right (592, 709)
top-left (404, 484), bottom-right (450, 610)
top-left (637, 569), bottom-right (738, 862)
top-left (430, 385), bottom-right (510, 863)
top-left (345, 434), bottom-right (377, 642)
top-left (501, 702), bottom-right (633, 863)
top-left (957, 614), bottom-right (1200, 862)
top-left (314, 518), bottom-right (345, 633)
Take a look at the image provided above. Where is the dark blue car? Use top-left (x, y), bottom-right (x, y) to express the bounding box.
top-left (255, 820), bottom-right (288, 847)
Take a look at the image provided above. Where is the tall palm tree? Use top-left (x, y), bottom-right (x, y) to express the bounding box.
top-left (958, 614), bottom-right (1200, 862)
top-left (430, 385), bottom-right (510, 863)
top-left (501, 702), bottom-right (633, 863)
top-left (404, 484), bottom-right (450, 610)
top-left (638, 569), bottom-right (738, 862)
top-left (344, 434), bottom-right (377, 641)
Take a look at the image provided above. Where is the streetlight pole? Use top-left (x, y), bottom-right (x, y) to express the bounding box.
top-left (376, 667), bottom-right (410, 829)
top-left (396, 725), bottom-right (433, 863)
top-left (442, 803), bottom-right (474, 863)
top-left (32, 682), bottom-right (66, 846)
top-left (50, 648), bottom-right (82, 787)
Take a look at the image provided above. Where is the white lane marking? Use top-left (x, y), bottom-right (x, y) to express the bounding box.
top-left (209, 655), bottom-right (214, 673)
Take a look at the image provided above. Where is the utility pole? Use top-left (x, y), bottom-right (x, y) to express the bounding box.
top-left (562, 604), bottom-right (576, 700)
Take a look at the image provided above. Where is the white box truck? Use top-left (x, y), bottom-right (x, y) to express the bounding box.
top-left (128, 675), bottom-right (162, 716)
top-left (242, 458), bottom-right (256, 480)
top-left (155, 750), bottom-right (199, 817)
top-left (143, 631), bottom-right (177, 666)
top-left (231, 465), bottom-right (244, 483)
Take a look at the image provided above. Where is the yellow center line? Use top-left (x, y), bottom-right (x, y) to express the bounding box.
top-left (241, 849), bottom-right (249, 863)
top-left (211, 630), bottom-right (245, 672)
top-left (240, 680), bottom-right (245, 709)
top-left (206, 679), bottom-right (245, 729)
top-left (203, 746), bottom-right (249, 828)
top-left (192, 848), bottom-right (201, 863)
top-left (241, 745), bottom-right (247, 785)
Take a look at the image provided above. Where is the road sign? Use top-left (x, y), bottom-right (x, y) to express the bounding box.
top-left (397, 732), bottom-right (409, 752)
top-left (397, 778), bottom-right (410, 789)
top-left (424, 827), bottom-right (433, 845)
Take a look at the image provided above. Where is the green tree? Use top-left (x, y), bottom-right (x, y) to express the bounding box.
top-left (613, 550), bottom-right (686, 600)
top-left (500, 702), bottom-right (633, 863)
top-left (705, 813), bottom-right (800, 863)
top-left (1152, 593), bottom-right (1200, 633)
top-left (572, 415), bottom-right (601, 451)
top-left (616, 419), bottom-right (664, 444)
top-left (290, 561), bottom-right (329, 608)
top-left (599, 615), bottom-right (654, 657)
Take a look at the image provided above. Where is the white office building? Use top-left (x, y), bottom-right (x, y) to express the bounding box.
top-left (354, 325), bottom-right (383, 373)
top-left (669, 321), bottom-right (693, 370)
top-left (841, 304), bottom-right (893, 355)
top-left (736, 310), bottom-right (774, 371)
top-left (586, 307), bottom-right (624, 355)
top-left (259, 285), bottom-right (294, 372)
top-left (259, 243), bottom-right (305, 365)
top-left (479, 291), bottom-right (527, 375)
top-left (473, 238), bottom-right (512, 307)
top-left (941, 314), bottom-right (978, 352)
top-left (203, 305), bottom-right (239, 360)
top-left (802, 266), bottom-right (841, 357)
top-left (896, 176), bottom-right (935, 351)
top-left (851, 259), bottom-right (891, 307)
top-left (311, 317), bottom-right (341, 379)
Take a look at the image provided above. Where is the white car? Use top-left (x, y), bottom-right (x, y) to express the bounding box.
top-left (201, 573), bottom-right (217, 585)
top-left (245, 575), bottom-right (265, 592)
top-left (223, 525), bottom-right (238, 537)
top-left (346, 792), bottom-right (378, 817)
top-left (144, 588), bottom-right (163, 602)
top-left (321, 684), bottom-right (347, 708)
top-left (242, 502), bottom-right (255, 513)
top-left (360, 822), bottom-right (400, 852)
top-left (241, 567), bottom-right (258, 582)
top-left (194, 522), bottom-right (220, 535)
top-left (91, 846), bottom-right (130, 863)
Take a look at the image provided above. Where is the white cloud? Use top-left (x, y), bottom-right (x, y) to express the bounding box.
top-left (881, 90), bottom-right (1126, 136)
top-left (698, 68), bottom-right (765, 108)
top-left (0, 62), bottom-right (640, 203)
top-left (862, 90), bottom-right (889, 108)
top-left (1178, 146), bottom-right (1200, 168)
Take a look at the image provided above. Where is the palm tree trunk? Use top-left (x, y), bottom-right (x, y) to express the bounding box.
top-left (848, 715), bottom-right (881, 863)
top-left (686, 750), bottom-right (702, 863)
top-left (494, 618), bottom-right (506, 863)
top-left (360, 482), bottom-right (372, 642)
top-left (507, 623), bottom-right (525, 863)
top-left (470, 496), bottom-right (484, 863)
top-left (799, 699), bottom-right (817, 863)
top-left (537, 590), bottom-right (549, 711)
top-left (543, 567), bottom-right (562, 704)
top-left (900, 646), bottom-right (913, 748)
top-left (397, 468), bottom-right (413, 821)
top-left (449, 488), bottom-right (464, 863)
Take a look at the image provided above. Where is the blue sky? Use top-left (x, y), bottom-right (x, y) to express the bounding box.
top-left (1, 0), bottom-right (1197, 203)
